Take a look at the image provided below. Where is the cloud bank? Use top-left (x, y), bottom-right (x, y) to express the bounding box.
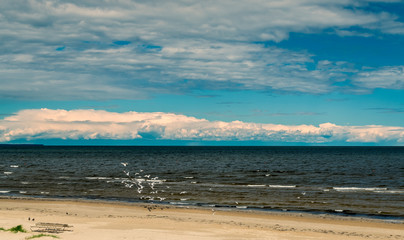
top-left (1, 0), bottom-right (404, 100)
top-left (1, 109), bottom-right (403, 144)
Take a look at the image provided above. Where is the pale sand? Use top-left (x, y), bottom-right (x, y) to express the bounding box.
top-left (0, 198), bottom-right (403, 240)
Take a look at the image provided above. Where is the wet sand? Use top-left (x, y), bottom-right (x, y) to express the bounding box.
top-left (0, 198), bottom-right (403, 240)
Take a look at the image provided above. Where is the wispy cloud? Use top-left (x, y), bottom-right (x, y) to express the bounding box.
top-left (1, 1), bottom-right (404, 100)
top-left (366, 107), bottom-right (404, 114)
top-left (252, 110), bottom-right (325, 117)
top-left (353, 66), bottom-right (404, 89)
top-left (1, 109), bottom-right (403, 144)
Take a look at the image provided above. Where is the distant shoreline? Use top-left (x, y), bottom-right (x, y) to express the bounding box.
top-left (1, 144), bottom-right (403, 147)
top-left (0, 144), bottom-right (44, 147)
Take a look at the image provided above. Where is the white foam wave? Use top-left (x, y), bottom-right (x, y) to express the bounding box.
top-left (0, 190), bottom-right (11, 193)
top-left (10, 165), bottom-right (19, 168)
top-left (3, 172), bottom-right (12, 175)
top-left (85, 177), bottom-right (112, 180)
top-left (374, 190), bottom-right (404, 194)
top-left (247, 184), bottom-right (266, 188)
top-left (114, 177), bottom-right (127, 180)
top-left (21, 181), bottom-right (29, 185)
top-left (134, 178), bottom-right (146, 183)
top-left (147, 179), bottom-right (165, 184)
top-left (85, 177), bottom-right (99, 180)
top-left (333, 187), bottom-right (389, 192)
top-left (19, 191), bottom-right (27, 194)
top-left (170, 202), bottom-right (188, 205)
top-left (269, 185), bottom-right (297, 188)
top-left (236, 206), bottom-right (248, 209)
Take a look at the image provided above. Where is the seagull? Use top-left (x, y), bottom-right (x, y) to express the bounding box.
top-left (121, 162), bottom-right (128, 167)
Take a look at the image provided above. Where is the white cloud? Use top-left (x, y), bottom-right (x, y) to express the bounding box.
top-left (1, 109), bottom-right (403, 144)
top-left (13, 54), bottom-right (34, 63)
top-left (0, 0), bottom-right (404, 99)
top-left (7, 0), bottom-right (397, 42)
top-left (353, 66), bottom-right (404, 89)
top-left (0, 68), bottom-right (148, 100)
top-left (0, 40), bottom-right (346, 99)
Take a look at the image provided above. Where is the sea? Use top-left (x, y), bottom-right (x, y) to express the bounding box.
top-left (1, 146), bottom-right (403, 220)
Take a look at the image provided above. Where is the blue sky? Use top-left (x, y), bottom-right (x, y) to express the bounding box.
top-left (0, 0), bottom-right (404, 145)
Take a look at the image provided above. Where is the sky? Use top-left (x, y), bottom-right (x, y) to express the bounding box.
top-left (0, 0), bottom-right (404, 146)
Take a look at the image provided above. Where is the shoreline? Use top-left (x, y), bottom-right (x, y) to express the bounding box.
top-left (1, 197), bottom-right (403, 240)
top-left (1, 195), bottom-right (403, 223)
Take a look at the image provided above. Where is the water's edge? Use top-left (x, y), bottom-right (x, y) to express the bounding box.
top-left (1, 195), bottom-right (403, 224)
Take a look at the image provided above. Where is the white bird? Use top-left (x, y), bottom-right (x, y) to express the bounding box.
top-left (121, 162), bottom-right (128, 167)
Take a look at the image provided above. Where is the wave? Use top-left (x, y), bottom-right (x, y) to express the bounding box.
top-left (85, 177), bottom-right (112, 180)
top-left (169, 182), bottom-right (299, 189)
top-left (333, 187), bottom-right (389, 192)
top-left (169, 201), bottom-right (188, 205)
top-left (374, 190), bottom-right (404, 194)
top-left (269, 185), bottom-right (297, 188)
top-left (236, 206), bottom-right (248, 209)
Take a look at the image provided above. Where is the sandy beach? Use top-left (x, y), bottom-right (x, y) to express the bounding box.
top-left (0, 198), bottom-right (403, 240)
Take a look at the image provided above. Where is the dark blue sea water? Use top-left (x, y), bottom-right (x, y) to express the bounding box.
top-left (0, 146), bottom-right (403, 219)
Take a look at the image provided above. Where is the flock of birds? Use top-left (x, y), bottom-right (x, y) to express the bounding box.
top-left (120, 162), bottom-right (167, 201)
